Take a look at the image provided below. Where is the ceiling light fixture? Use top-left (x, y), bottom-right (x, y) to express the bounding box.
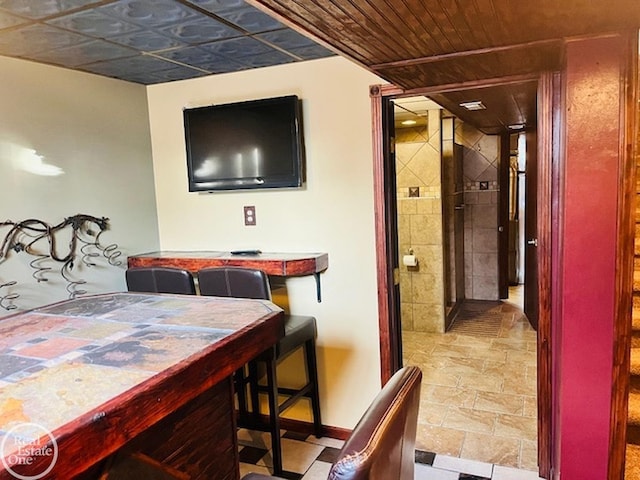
top-left (508, 124), bottom-right (526, 130)
top-left (401, 119), bottom-right (417, 126)
top-left (459, 101), bottom-right (486, 111)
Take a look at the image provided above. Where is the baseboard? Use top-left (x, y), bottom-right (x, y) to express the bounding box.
top-left (237, 411), bottom-right (351, 441)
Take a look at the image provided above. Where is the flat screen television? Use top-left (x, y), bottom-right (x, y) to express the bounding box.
top-left (183, 95), bottom-right (305, 192)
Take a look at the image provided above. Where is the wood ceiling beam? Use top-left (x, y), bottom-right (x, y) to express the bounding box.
top-left (370, 38), bottom-right (563, 70)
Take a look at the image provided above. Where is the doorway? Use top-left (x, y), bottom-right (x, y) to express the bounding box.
top-left (371, 76), bottom-right (554, 478)
top-left (392, 95), bottom-right (536, 469)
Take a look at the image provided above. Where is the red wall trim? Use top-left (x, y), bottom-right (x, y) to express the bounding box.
top-left (557, 34), bottom-right (627, 478)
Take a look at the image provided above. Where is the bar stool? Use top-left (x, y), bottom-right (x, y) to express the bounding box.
top-left (241, 366), bottom-right (422, 480)
top-left (125, 266), bottom-right (196, 295)
top-left (197, 266), bottom-right (322, 476)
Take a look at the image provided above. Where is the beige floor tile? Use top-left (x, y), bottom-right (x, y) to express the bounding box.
top-left (421, 369), bottom-right (460, 387)
top-left (495, 414), bottom-right (537, 439)
top-left (492, 338), bottom-right (530, 351)
top-left (507, 349), bottom-right (537, 366)
top-left (520, 439), bottom-right (539, 471)
top-left (403, 341), bottom-right (437, 356)
top-left (503, 377), bottom-right (537, 396)
top-left (405, 351), bottom-right (437, 365)
top-left (415, 424), bottom-right (465, 457)
top-left (405, 290), bottom-right (538, 470)
top-left (458, 372), bottom-right (503, 393)
top-left (483, 360), bottom-right (509, 374)
top-left (442, 356), bottom-right (486, 376)
top-left (418, 400), bottom-right (449, 425)
top-left (432, 343), bottom-right (479, 358)
top-left (468, 347), bottom-right (508, 363)
top-left (523, 396), bottom-right (537, 418)
top-left (422, 384), bottom-right (477, 408)
top-left (450, 334), bottom-right (493, 349)
top-left (443, 406), bottom-right (497, 434)
top-left (474, 391), bottom-right (524, 415)
top-left (525, 365), bottom-right (537, 381)
top-left (258, 438), bottom-right (325, 473)
top-left (461, 432), bottom-right (521, 467)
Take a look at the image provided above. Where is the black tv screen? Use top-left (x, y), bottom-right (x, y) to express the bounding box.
top-left (184, 95), bottom-right (304, 192)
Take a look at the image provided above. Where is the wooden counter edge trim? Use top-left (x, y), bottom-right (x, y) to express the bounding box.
top-left (127, 252), bottom-right (329, 277)
top-left (0, 309), bottom-right (284, 480)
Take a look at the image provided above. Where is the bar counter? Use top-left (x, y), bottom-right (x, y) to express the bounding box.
top-left (0, 292), bottom-right (284, 479)
top-left (127, 251), bottom-right (329, 302)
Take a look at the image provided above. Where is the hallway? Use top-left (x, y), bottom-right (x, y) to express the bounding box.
top-left (403, 287), bottom-right (538, 471)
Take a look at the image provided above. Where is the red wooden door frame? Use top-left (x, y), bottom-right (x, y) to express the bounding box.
top-left (370, 77), bottom-right (553, 478)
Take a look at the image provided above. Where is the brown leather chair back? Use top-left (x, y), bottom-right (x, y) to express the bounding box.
top-left (125, 267), bottom-right (196, 295)
top-left (197, 267), bottom-right (271, 300)
top-left (328, 366), bottom-right (422, 480)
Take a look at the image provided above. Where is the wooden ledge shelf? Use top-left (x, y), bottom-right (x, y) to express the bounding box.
top-left (127, 251), bottom-right (329, 302)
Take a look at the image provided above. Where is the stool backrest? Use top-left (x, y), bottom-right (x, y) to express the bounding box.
top-left (125, 267), bottom-right (196, 295)
top-left (328, 366), bottom-right (422, 480)
top-left (198, 267), bottom-right (271, 300)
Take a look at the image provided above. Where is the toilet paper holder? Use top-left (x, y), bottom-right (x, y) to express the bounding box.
top-left (403, 248), bottom-right (418, 268)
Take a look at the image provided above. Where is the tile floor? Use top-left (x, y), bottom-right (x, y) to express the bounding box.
top-left (403, 287), bottom-right (538, 471)
top-left (238, 427), bottom-right (543, 479)
top-left (238, 286), bottom-right (542, 480)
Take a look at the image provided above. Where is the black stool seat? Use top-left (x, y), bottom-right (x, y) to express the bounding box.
top-left (275, 315), bottom-right (316, 358)
top-left (125, 267), bottom-right (196, 295)
top-left (197, 266), bottom-right (322, 477)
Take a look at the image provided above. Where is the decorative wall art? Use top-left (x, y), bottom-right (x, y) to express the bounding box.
top-left (0, 215), bottom-right (122, 310)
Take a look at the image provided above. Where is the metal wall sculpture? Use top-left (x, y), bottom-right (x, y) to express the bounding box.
top-left (0, 214), bottom-right (122, 310)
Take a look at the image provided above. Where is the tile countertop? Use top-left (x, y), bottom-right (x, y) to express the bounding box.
top-left (0, 292), bottom-right (283, 467)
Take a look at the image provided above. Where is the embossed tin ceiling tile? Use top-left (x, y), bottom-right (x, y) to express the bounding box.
top-left (159, 15), bottom-right (240, 43)
top-left (122, 65), bottom-right (206, 84)
top-left (0, 23), bottom-right (91, 56)
top-left (214, 5), bottom-right (283, 32)
top-left (148, 65), bottom-right (206, 82)
top-left (0, 9), bottom-right (29, 30)
top-left (98, 0), bottom-right (200, 28)
top-left (287, 44), bottom-right (335, 60)
top-left (154, 45), bottom-right (223, 67)
top-left (0, 0), bottom-right (98, 19)
top-left (28, 39), bottom-right (137, 67)
top-left (232, 49), bottom-right (295, 68)
top-left (80, 53), bottom-right (177, 76)
top-left (109, 28), bottom-right (186, 51)
top-left (199, 36), bottom-right (273, 59)
top-left (47, 9), bottom-right (142, 38)
top-left (257, 28), bottom-right (319, 50)
top-left (185, 0), bottom-right (247, 15)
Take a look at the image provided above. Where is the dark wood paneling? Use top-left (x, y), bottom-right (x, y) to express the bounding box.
top-left (250, 0), bottom-right (640, 68)
top-left (430, 81), bottom-right (538, 135)
top-left (535, 70), bottom-right (559, 479)
top-left (248, 0), bottom-right (638, 136)
top-left (377, 42), bottom-right (562, 90)
top-left (608, 31), bottom-right (638, 480)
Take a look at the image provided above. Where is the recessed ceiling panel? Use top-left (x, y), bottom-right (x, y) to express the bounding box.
top-left (0, 0), bottom-right (335, 84)
top-left (46, 9), bottom-right (141, 37)
top-left (0, 0), bottom-right (101, 19)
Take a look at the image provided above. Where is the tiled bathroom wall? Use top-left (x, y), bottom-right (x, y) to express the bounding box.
top-left (396, 109), bottom-right (445, 332)
top-left (455, 122), bottom-right (499, 301)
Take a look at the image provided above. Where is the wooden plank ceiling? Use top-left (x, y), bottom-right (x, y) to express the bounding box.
top-left (247, 0), bottom-right (640, 134)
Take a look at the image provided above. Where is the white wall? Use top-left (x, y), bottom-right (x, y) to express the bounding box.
top-left (0, 56), bottom-right (159, 313)
top-left (147, 56), bottom-right (384, 428)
